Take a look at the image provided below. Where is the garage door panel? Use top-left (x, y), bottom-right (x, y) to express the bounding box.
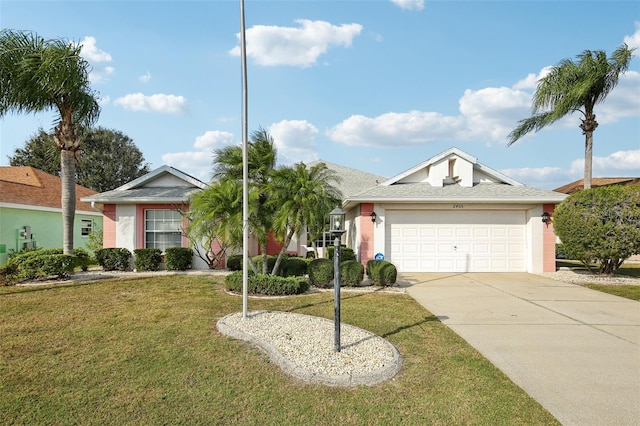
top-left (386, 210), bottom-right (526, 273)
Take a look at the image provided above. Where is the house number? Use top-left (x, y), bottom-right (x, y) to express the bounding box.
top-left (452, 204), bottom-right (464, 209)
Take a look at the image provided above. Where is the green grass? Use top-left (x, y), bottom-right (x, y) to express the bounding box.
top-left (556, 260), bottom-right (640, 301)
top-left (0, 276), bottom-right (558, 425)
top-left (583, 284), bottom-right (640, 301)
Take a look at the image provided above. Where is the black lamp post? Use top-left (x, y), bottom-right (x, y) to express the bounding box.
top-left (329, 207), bottom-right (346, 352)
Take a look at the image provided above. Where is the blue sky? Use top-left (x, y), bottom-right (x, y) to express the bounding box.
top-left (1, 0), bottom-right (639, 190)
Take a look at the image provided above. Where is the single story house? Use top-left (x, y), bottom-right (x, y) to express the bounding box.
top-left (82, 147), bottom-right (567, 273)
top-left (0, 166), bottom-right (103, 266)
top-left (325, 147), bottom-right (566, 273)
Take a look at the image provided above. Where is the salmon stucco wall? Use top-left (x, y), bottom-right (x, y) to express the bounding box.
top-left (359, 203), bottom-right (375, 266)
top-left (103, 204), bottom-right (117, 248)
top-left (542, 203), bottom-right (557, 273)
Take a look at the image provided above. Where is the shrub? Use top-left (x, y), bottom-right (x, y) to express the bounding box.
top-left (341, 260), bottom-right (364, 287)
top-left (279, 257), bottom-right (308, 277)
top-left (19, 253), bottom-right (74, 281)
top-left (134, 248), bottom-right (163, 271)
top-left (554, 185), bottom-right (640, 274)
top-left (95, 248), bottom-right (131, 271)
top-left (165, 247), bottom-right (193, 271)
top-left (8, 248), bottom-right (91, 273)
top-left (225, 271), bottom-right (309, 296)
top-left (226, 254), bottom-right (243, 271)
top-left (308, 258), bottom-right (334, 288)
top-left (327, 246), bottom-right (356, 262)
top-left (555, 244), bottom-right (569, 260)
top-left (367, 260), bottom-right (397, 286)
top-left (253, 255), bottom-right (277, 274)
top-left (0, 262), bottom-right (20, 286)
top-left (72, 248), bottom-right (91, 271)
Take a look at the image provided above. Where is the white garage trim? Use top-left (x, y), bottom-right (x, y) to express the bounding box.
top-left (385, 210), bottom-right (527, 272)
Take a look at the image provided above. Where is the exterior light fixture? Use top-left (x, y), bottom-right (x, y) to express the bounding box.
top-left (370, 211), bottom-right (377, 223)
top-left (329, 206), bottom-right (346, 352)
top-left (541, 212), bottom-right (551, 226)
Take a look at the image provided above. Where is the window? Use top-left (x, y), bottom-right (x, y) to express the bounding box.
top-left (81, 219), bottom-right (93, 237)
top-left (144, 209), bottom-right (182, 252)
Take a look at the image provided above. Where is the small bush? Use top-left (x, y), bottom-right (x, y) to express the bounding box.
top-left (341, 260), bottom-right (364, 287)
top-left (72, 248), bottom-right (91, 271)
top-left (0, 263), bottom-right (20, 286)
top-left (308, 258), bottom-right (334, 288)
top-left (225, 271), bottom-right (309, 295)
top-left (253, 255), bottom-right (277, 274)
top-left (134, 248), bottom-right (163, 271)
top-left (226, 254), bottom-right (243, 271)
top-left (95, 248), bottom-right (131, 271)
top-left (367, 260), bottom-right (397, 286)
top-left (280, 257), bottom-right (308, 277)
top-left (555, 244), bottom-right (569, 260)
top-left (165, 247), bottom-right (193, 271)
top-left (327, 246), bottom-right (356, 262)
top-left (19, 253), bottom-right (74, 281)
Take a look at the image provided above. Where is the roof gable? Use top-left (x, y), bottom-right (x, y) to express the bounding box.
top-left (81, 165), bottom-right (208, 205)
top-left (118, 165), bottom-right (208, 190)
top-left (0, 166), bottom-right (98, 212)
top-left (381, 147), bottom-right (523, 188)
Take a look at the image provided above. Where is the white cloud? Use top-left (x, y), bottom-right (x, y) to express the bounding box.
top-left (596, 71), bottom-right (640, 124)
top-left (390, 0), bottom-right (425, 11)
top-left (194, 130), bottom-right (236, 150)
top-left (512, 67), bottom-right (552, 90)
top-left (571, 149), bottom-right (640, 175)
top-left (139, 71), bottom-right (152, 83)
top-left (229, 19), bottom-right (362, 67)
top-left (623, 21), bottom-right (640, 50)
top-left (161, 130), bottom-right (238, 181)
top-left (268, 120), bottom-right (319, 164)
top-left (113, 93), bottom-right (187, 114)
top-left (75, 36), bottom-right (114, 84)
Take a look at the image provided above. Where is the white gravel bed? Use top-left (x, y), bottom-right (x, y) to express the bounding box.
top-left (217, 310), bottom-right (402, 387)
top-left (538, 269), bottom-right (640, 286)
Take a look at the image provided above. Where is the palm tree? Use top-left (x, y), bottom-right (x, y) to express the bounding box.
top-left (507, 44), bottom-right (634, 189)
top-left (0, 30), bottom-right (100, 253)
top-left (213, 128), bottom-right (277, 273)
top-left (186, 179), bottom-right (260, 272)
top-left (268, 162), bottom-right (342, 276)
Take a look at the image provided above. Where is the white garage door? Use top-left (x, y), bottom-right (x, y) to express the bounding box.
top-left (386, 210), bottom-right (527, 273)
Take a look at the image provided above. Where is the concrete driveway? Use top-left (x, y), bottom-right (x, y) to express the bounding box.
top-left (398, 273), bottom-right (640, 426)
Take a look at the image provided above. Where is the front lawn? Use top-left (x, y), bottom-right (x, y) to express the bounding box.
top-left (0, 276), bottom-right (558, 425)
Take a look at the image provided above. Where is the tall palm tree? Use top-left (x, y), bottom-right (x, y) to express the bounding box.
top-left (507, 44), bottom-right (634, 189)
top-left (213, 128), bottom-right (277, 273)
top-left (0, 30), bottom-right (100, 253)
top-left (268, 162), bottom-right (342, 276)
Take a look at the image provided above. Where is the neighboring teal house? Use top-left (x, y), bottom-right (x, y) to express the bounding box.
top-left (0, 166), bottom-right (103, 266)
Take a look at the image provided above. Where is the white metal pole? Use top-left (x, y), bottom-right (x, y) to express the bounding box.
top-left (240, 0), bottom-right (249, 319)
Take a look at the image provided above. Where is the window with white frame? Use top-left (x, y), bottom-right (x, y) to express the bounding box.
top-left (144, 209), bottom-right (182, 252)
top-left (81, 219), bottom-right (93, 237)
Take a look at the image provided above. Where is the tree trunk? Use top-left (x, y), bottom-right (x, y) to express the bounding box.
top-left (583, 132), bottom-right (593, 190)
top-left (60, 149), bottom-right (76, 254)
top-left (272, 228), bottom-right (296, 276)
top-left (580, 113), bottom-right (598, 190)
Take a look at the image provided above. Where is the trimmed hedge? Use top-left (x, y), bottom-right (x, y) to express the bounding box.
top-left (253, 255), bottom-right (277, 274)
top-left (279, 257), bottom-right (309, 277)
top-left (226, 254), bottom-right (242, 271)
top-left (308, 258), bottom-right (334, 288)
top-left (327, 246), bottom-right (356, 262)
top-left (341, 260), bottom-right (364, 287)
top-left (1, 248), bottom-right (91, 285)
top-left (165, 247), bottom-right (193, 271)
top-left (366, 259), bottom-right (398, 286)
top-left (134, 248), bottom-right (162, 271)
top-left (225, 271), bottom-right (309, 295)
top-left (95, 248), bottom-right (131, 271)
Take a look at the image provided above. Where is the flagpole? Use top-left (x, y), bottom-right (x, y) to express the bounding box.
top-left (240, 0), bottom-right (249, 319)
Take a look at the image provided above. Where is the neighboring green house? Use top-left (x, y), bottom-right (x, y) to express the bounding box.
top-left (0, 166), bottom-right (103, 265)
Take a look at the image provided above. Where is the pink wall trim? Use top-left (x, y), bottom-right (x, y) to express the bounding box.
top-left (135, 204), bottom-right (188, 249)
top-left (103, 204), bottom-right (116, 248)
top-left (542, 203), bottom-right (557, 272)
top-left (359, 203), bottom-right (375, 266)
